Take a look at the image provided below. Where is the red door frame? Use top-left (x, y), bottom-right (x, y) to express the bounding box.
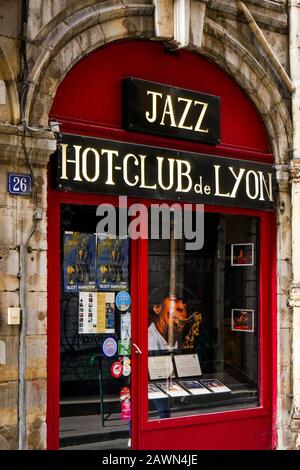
top-left (47, 185), bottom-right (276, 450)
top-left (47, 190), bottom-right (142, 450)
top-left (135, 202), bottom-right (276, 450)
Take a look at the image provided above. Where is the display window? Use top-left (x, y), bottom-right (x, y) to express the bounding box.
top-left (147, 213), bottom-right (259, 420)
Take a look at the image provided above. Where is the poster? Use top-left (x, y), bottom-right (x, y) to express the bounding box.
top-left (78, 292), bottom-right (115, 334)
top-left (63, 232), bottom-right (96, 292)
top-left (231, 308), bottom-right (254, 332)
top-left (231, 243), bottom-right (254, 266)
top-left (96, 238), bottom-right (129, 291)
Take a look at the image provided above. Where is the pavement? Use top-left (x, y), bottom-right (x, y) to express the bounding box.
top-left (60, 412), bottom-right (130, 449)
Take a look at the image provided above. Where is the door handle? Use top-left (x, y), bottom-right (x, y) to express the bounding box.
top-left (132, 343), bottom-right (142, 355)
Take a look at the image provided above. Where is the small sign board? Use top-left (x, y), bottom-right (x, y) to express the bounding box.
top-left (123, 77), bottom-right (220, 145)
top-left (53, 134), bottom-right (276, 211)
top-left (8, 173), bottom-right (32, 196)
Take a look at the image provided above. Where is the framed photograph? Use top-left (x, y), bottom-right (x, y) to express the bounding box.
top-left (231, 243), bottom-right (254, 266)
top-left (231, 308), bottom-right (254, 332)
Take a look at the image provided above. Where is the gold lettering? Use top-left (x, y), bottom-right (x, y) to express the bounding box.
top-left (194, 101), bottom-right (209, 133)
top-left (160, 95), bottom-right (177, 127)
top-left (140, 154), bottom-right (157, 189)
top-left (229, 167), bottom-right (245, 198)
top-left (101, 149), bottom-right (118, 185)
top-left (258, 171), bottom-right (273, 202)
top-left (177, 97), bottom-right (193, 130)
top-left (60, 144), bottom-right (82, 181)
top-left (176, 160), bottom-right (192, 192)
top-left (145, 91), bottom-right (162, 123)
top-left (123, 153), bottom-right (139, 187)
top-left (246, 170), bottom-right (259, 199)
top-left (157, 157), bottom-right (175, 190)
top-left (214, 165), bottom-right (230, 197)
top-left (82, 147), bottom-right (100, 182)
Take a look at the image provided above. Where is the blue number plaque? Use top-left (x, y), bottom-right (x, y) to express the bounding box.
top-left (8, 173), bottom-right (32, 195)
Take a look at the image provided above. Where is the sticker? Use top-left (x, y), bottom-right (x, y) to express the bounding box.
top-left (118, 339), bottom-right (131, 356)
top-left (102, 337), bottom-right (117, 357)
top-left (111, 361), bottom-right (123, 378)
top-left (122, 358), bottom-right (131, 377)
top-left (121, 312), bottom-right (131, 340)
top-left (116, 291), bottom-right (131, 312)
top-left (120, 386), bottom-right (131, 420)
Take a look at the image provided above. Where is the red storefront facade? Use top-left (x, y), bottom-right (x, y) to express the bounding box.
top-left (47, 40), bottom-right (276, 450)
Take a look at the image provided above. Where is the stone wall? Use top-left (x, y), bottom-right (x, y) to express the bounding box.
top-left (0, 0), bottom-right (295, 449)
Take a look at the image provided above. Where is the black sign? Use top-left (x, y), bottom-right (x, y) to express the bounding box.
top-left (122, 77), bottom-right (220, 145)
top-left (52, 134), bottom-right (275, 210)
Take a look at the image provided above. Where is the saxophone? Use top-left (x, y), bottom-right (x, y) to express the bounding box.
top-left (181, 312), bottom-right (202, 349)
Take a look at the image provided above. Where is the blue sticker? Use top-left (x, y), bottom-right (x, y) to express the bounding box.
top-left (116, 291), bottom-right (131, 312)
top-left (102, 337), bottom-right (117, 357)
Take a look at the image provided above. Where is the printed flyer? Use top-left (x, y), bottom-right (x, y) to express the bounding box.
top-left (78, 292), bottom-right (115, 334)
top-left (63, 232), bottom-right (96, 292)
top-left (96, 238), bottom-right (129, 291)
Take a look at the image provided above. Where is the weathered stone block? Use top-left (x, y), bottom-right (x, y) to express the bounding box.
top-left (27, 292), bottom-right (47, 335)
top-left (153, 0), bottom-right (173, 39)
top-left (0, 0), bottom-right (21, 39)
top-left (278, 326), bottom-right (291, 368)
top-left (16, 213), bottom-right (47, 251)
top-left (26, 379), bottom-right (46, 425)
top-left (75, 24), bottom-right (106, 57)
top-left (0, 425), bottom-right (18, 450)
top-left (277, 260), bottom-right (291, 296)
top-left (26, 415), bottom-right (46, 450)
top-left (25, 335), bottom-right (46, 380)
top-left (26, 250), bottom-right (47, 292)
top-left (0, 381), bottom-right (18, 427)
top-left (0, 208), bottom-right (17, 248)
top-left (0, 335), bottom-right (18, 382)
top-left (278, 293), bottom-right (292, 329)
top-left (0, 248), bottom-right (19, 276)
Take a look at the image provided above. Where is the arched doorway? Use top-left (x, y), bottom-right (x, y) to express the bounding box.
top-left (47, 40), bottom-right (276, 450)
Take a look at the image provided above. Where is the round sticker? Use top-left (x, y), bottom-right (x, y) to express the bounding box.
top-left (116, 291), bottom-right (131, 312)
top-left (122, 357), bottom-right (131, 377)
top-left (111, 361), bottom-right (123, 378)
top-left (123, 364), bottom-right (131, 377)
top-left (102, 337), bottom-right (117, 357)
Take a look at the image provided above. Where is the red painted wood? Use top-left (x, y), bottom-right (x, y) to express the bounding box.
top-left (46, 183), bottom-right (60, 450)
top-left (137, 207), bottom-right (275, 450)
top-left (50, 40), bottom-right (271, 157)
top-left (47, 39), bottom-right (276, 450)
